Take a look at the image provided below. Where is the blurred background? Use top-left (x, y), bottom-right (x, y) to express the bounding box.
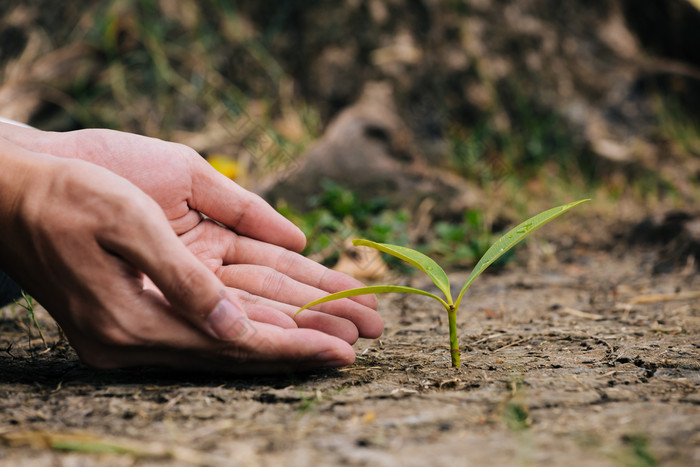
top-left (1, 0), bottom-right (699, 271)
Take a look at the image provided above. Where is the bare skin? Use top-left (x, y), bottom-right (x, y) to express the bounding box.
top-left (0, 124), bottom-right (382, 373)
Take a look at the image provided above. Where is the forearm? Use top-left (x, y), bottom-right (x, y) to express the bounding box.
top-left (0, 122), bottom-right (70, 157)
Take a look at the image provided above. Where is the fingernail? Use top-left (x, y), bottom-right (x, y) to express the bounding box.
top-left (206, 299), bottom-right (249, 341)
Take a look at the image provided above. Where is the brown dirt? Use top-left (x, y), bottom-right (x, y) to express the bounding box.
top-left (1, 227), bottom-right (698, 466)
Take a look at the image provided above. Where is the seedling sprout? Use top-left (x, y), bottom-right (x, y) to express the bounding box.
top-left (297, 199), bottom-right (590, 367)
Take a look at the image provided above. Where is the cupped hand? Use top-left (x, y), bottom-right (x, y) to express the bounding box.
top-left (179, 220), bottom-right (383, 343)
top-left (0, 124), bottom-right (382, 343)
top-left (0, 139), bottom-right (358, 372)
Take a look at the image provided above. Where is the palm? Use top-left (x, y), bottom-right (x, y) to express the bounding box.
top-left (178, 220), bottom-right (381, 342)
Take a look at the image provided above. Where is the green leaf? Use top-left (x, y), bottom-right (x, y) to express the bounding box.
top-left (52, 440), bottom-right (134, 455)
top-left (296, 285), bottom-right (449, 316)
top-left (353, 239), bottom-right (453, 304)
top-left (454, 199), bottom-right (590, 309)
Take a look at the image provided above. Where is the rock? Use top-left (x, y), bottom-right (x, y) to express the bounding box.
top-left (332, 238), bottom-right (389, 281)
top-left (256, 81), bottom-right (481, 220)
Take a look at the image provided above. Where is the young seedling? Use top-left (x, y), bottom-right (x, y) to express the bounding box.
top-left (15, 290), bottom-right (47, 349)
top-left (297, 199), bottom-right (590, 367)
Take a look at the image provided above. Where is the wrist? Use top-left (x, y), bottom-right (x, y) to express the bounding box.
top-left (0, 138), bottom-right (54, 234)
top-left (0, 140), bottom-right (31, 221)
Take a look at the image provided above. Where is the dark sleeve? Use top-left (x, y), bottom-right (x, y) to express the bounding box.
top-left (0, 269), bottom-right (21, 307)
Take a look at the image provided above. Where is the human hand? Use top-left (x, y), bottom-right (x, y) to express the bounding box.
top-left (0, 138), bottom-right (360, 372)
top-left (0, 124), bottom-right (382, 343)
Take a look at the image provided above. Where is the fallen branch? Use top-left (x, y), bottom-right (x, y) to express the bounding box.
top-left (628, 291), bottom-right (700, 305)
top-left (561, 307), bottom-right (604, 320)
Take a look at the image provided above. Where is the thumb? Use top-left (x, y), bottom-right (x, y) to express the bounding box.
top-left (189, 156), bottom-right (306, 252)
top-left (100, 198), bottom-right (250, 341)
top-left (151, 252), bottom-right (249, 342)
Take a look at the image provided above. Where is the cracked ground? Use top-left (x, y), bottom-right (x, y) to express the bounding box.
top-left (0, 234), bottom-right (698, 466)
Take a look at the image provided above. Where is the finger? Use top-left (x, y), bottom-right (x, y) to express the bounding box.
top-left (230, 288), bottom-right (360, 344)
top-left (236, 302), bottom-right (297, 329)
top-left (231, 235), bottom-right (379, 309)
top-left (102, 329), bottom-right (356, 373)
top-left (213, 323), bottom-right (357, 371)
top-left (139, 227), bottom-right (359, 340)
top-left (219, 264), bottom-right (382, 339)
top-left (143, 276), bottom-right (299, 330)
top-left (174, 219), bottom-right (381, 339)
top-left (84, 292), bottom-right (356, 373)
top-left (188, 156), bottom-right (306, 252)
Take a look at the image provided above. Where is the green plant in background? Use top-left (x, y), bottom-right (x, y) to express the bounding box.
top-left (280, 180), bottom-right (502, 270)
top-left (278, 180), bottom-right (411, 267)
top-left (619, 434), bottom-right (658, 467)
top-left (51, 1), bottom-right (321, 178)
top-left (429, 209), bottom-right (502, 267)
top-left (297, 200), bottom-right (589, 367)
top-left (654, 92), bottom-right (700, 158)
top-left (448, 77), bottom-right (595, 188)
top-left (15, 290), bottom-right (47, 349)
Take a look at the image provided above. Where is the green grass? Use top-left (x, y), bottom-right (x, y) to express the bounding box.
top-left (42, 1), bottom-right (320, 177)
top-left (503, 400), bottom-right (530, 432)
top-left (655, 92), bottom-right (700, 157)
top-left (429, 209), bottom-right (508, 268)
top-left (618, 434), bottom-right (658, 467)
top-left (447, 78), bottom-right (593, 186)
top-left (278, 180), bottom-right (412, 268)
top-left (14, 291), bottom-right (47, 349)
top-left (279, 180), bottom-right (520, 272)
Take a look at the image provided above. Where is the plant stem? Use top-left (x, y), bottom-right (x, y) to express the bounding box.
top-left (447, 305), bottom-right (460, 367)
top-left (17, 291), bottom-right (47, 349)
